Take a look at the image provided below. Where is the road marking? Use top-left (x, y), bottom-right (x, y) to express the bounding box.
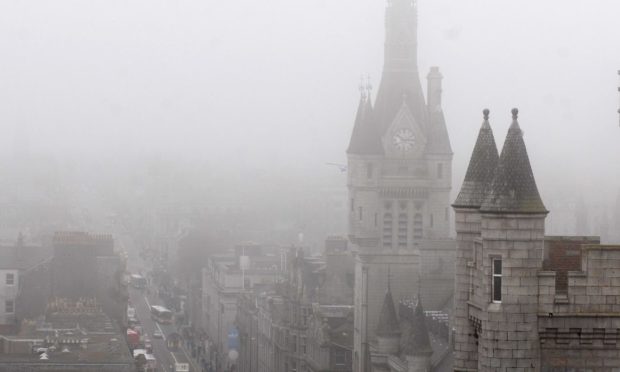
top-left (144, 295), bottom-right (151, 308)
top-left (180, 344), bottom-right (200, 372)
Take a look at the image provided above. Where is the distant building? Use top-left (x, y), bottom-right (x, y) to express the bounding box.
top-left (453, 109), bottom-right (620, 370)
top-left (0, 297), bottom-right (133, 372)
top-left (0, 234), bottom-right (51, 334)
top-left (15, 231), bottom-right (128, 327)
top-left (202, 243), bottom-right (280, 371)
top-left (235, 238), bottom-right (355, 372)
top-left (346, 1), bottom-right (455, 370)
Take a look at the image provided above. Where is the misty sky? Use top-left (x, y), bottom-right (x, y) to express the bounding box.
top-left (1, 0), bottom-right (620, 204)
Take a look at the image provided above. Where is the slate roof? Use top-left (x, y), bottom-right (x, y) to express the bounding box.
top-left (401, 297), bottom-right (432, 356)
top-left (347, 95), bottom-right (384, 155)
top-left (480, 109), bottom-right (547, 214)
top-left (453, 109), bottom-right (499, 208)
top-left (376, 287), bottom-right (400, 336)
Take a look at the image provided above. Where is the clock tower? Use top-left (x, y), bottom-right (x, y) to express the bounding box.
top-left (347, 1), bottom-right (454, 370)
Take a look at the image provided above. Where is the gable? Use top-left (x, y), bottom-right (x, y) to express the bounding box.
top-left (382, 101), bottom-right (427, 158)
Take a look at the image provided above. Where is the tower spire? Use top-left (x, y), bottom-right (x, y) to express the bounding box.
top-left (374, 0), bottom-right (426, 134)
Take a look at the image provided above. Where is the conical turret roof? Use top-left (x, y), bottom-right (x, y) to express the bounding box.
top-left (401, 297), bottom-right (432, 356)
top-left (376, 285), bottom-right (400, 336)
top-left (480, 109), bottom-right (547, 214)
top-left (453, 109), bottom-right (499, 208)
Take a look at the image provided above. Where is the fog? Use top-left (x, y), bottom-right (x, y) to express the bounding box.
top-left (4, 2), bottom-right (620, 371)
top-left (1, 0), bottom-right (620, 243)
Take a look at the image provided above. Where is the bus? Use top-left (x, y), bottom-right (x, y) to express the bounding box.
top-left (150, 305), bottom-right (173, 324)
top-left (130, 274), bottom-right (147, 289)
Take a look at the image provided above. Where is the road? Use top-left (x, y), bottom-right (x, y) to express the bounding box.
top-left (121, 231), bottom-right (197, 372)
top-left (130, 286), bottom-right (194, 372)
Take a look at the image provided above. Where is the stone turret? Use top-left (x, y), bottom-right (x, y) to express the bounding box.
top-left (476, 109), bottom-right (547, 371)
top-left (452, 109), bottom-right (499, 370)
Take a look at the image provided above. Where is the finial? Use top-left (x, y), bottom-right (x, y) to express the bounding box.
top-left (512, 108), bottom-right (519, 120)
top-left (483, 109), bottom-right (490, 121)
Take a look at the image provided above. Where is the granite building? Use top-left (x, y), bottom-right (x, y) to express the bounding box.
top-left (235, 238), bottom-right (355, 372)
top-left (202, 243), bottom-right (281, 371)
top-left (346, 1), bottom-right (455, 370)
top-left (453, 109), bottom-right (620, 371)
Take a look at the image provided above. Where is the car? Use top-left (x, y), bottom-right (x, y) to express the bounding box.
top-left (153, 330), bottom-right (163, 339)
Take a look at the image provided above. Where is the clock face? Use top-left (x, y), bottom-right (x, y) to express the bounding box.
top-left (392, 128), bottom-right (415, 152)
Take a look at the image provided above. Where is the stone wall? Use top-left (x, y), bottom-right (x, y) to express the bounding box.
top-left (543, 236), bottom-right (599, 295)
top-left (453, 208), bottom-right (481, 371)
top-left (476, 213), bottom-right (546, 371)
top-left (539, 245), bottom-right (620, 371)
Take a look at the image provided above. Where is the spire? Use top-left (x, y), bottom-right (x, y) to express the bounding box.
top-left (376, 275), bottom-right (400, 336)
top-left (374, 0), bottom-right (427, 135)
top-left (453, 109), bottom-right (499, 208)
top-left (480, 109), bottom-right (548, 214)
top-left (347, 81), bottom-right (384, 155)
top-left (401, 297), bottom-right (432, 356)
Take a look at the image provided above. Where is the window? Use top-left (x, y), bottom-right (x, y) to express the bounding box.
top-left (413, 213), bottom-right (423, 239)
top-left (6, 273), bottom-right (14, 286)
top-left (430, 214), bottom-right (434, 228)
top-left (358, 207), bottom-right (363, 221)
top-left (333, 350), bottom-right (347, 367)
top-left (437, 163), bottom-right (443, 179)
top-left (366, 163), bottom-right (373, 179)
top-left (5, 300), bottom-right (14, 314)
top-left (492, 258), bottom-right (502, 303)
top-left (350, 198), bottom-right (354, 213)
top-left (301, 336), bottom-right (307, 354)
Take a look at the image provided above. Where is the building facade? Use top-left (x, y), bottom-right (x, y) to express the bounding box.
top-left (15, 231), bottom-right (127, 327)
top-left (236, 239), bottom-right (355, 372)
top-left (346, 1), bottom-right (455, 370)
top-left (453, 109), bottom-right (620, 371)
top-left (0, 234), bottom-right (52, 334)
top-left (202, 243), bottom-right (280, 371)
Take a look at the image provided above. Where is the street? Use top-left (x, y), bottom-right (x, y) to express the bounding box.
top-left (130, 285), bottom-right (195, 372)
top-left (120, 231), bottom-right (198, 372)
